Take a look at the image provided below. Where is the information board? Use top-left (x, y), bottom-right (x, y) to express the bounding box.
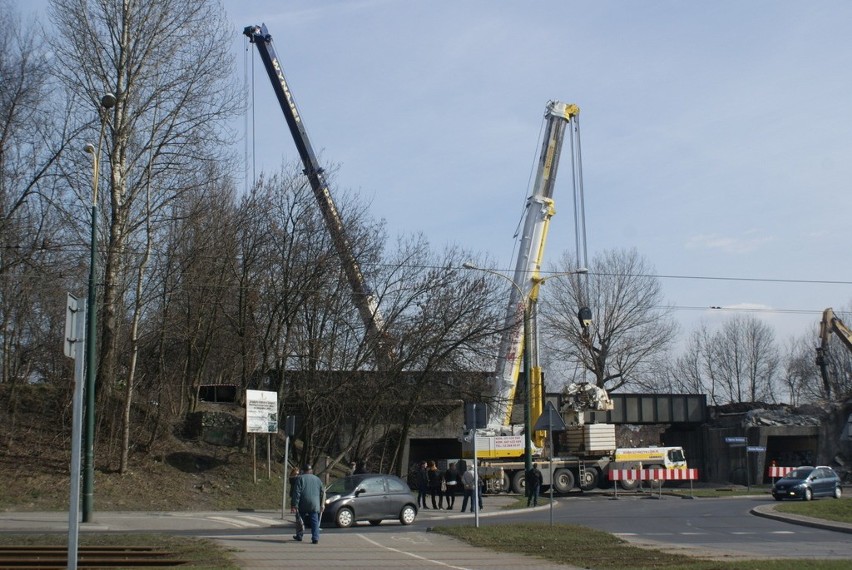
top-left (246, 390), bottom-right (278, 433)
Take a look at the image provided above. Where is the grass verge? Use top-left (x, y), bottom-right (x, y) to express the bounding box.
top-left (774, 496), bottom-right (852, 523)
top-left (435, 523), bottom-right (851, 570)
top-left (0, 533), bottom-right (238, 569)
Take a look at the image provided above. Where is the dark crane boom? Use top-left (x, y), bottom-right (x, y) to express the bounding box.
top-left (244, 24), bottom-right (391, 365)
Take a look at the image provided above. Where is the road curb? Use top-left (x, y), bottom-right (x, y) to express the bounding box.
top-left (750, 503), bottom-right (852, 534)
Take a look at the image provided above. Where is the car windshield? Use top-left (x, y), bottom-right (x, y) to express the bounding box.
top-left (785, 467), bottom-right (814, 480)
top-left (326, 475), bottom-right (367, 494)
top-left (668, 449), bottom-right (685, 463)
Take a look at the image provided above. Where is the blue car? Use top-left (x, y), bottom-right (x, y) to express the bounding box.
top-left (771, 466), bottom-right (842, 501)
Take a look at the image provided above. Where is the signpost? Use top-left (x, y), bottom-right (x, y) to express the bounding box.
top-left (464, 403), bottom-right (486, 528)
top-left (281, 415), bottom-right (297, 519)
top-left (64, 293), bottom-right (86, 570)
top-left (534, 401), bottom-right (566, 527)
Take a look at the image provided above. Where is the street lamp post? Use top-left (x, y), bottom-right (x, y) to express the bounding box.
top-left (82, 92), bottom-right (115, 523)
top-left (462, 263), bottom-right (588, 477)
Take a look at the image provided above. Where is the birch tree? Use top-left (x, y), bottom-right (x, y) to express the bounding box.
top-left (48, 0), bottom-right (240, 466)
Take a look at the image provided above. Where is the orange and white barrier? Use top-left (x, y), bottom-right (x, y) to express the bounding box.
top-left (608, 468), bottom-right (699, 481)
top-left (767, 466), bottom-right (794, 478)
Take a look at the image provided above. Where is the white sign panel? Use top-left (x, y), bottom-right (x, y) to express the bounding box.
top-left (246, 390), bottom-right (278, 433)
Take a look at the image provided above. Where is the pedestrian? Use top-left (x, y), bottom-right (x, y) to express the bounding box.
top-left (348, 461), bottom-right (357, 475)
top-left (416, 461), bottom-right (430, 509)
top-left (443, 462), bottom-right (459, 509)
top-left (460, 463), bottom-right (475, 512)
top-left (291, 464), bottom-right (324, 544)
top-left (427, 460), bottom-right (442, 509)
top-left (288, 467), bottom-right (301, 507)
top-left (354, 461), bottom-right (367, 475)
top-left (525, 463), bottom-right (543, 507)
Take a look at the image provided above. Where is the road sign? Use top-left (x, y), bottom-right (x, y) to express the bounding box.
top-left (64, 293), bottom-right (83, 359)
top-left (747, 446), bottom-right (766, 453)
top-left (533, 401), bottom-right (567, 431)
top-left (725, 436), bottom-right (747, 445)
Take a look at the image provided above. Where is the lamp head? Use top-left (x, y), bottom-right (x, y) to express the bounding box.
top-left (101, 93), bottom-right (116, 109)
top-left (83, 143), bottom-right (96, 154)
top-left (462, 262), bottom-right (477, 270)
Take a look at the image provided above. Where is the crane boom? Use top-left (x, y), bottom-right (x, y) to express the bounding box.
top-left (489, 101), bottom-right (580, 434)
top-left (244, 24), bottom-right (390, 364)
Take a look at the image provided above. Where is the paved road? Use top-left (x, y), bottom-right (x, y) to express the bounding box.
top-left (517, 494), bottom-right (852, 561)
top-left (2, 493), bottom-right (850, 568)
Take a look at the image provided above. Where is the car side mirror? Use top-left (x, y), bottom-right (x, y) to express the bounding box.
top-left (355, 488), bottom-right (365, 496)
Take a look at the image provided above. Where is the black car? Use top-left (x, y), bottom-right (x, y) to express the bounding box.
top-left (771, 466), bottom-right (842, 501)
top-left (322, 474), bottom-right (418, 528)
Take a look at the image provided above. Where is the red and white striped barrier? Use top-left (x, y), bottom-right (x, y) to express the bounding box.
top-left (767, 466), bottom-right (795, 478)
top-left (608, 468), bottom-right (699, 481)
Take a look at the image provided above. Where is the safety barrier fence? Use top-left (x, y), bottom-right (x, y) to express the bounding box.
top-left (767, 466), bottom-right (795, 479)
top-left (608, 468), bottom-right (700, 498)
top-left (608, 468), bottom-right (699, 481)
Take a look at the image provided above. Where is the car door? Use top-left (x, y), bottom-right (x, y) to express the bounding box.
top-left (353, 476), bottom-right (387, 520)
top-left (385, 476), bottom-right (413, 514)
top-left (812, 468), bottom-right (829, 496)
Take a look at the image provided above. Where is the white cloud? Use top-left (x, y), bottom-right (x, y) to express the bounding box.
top-left (685, 231), bottom-right (774, 254)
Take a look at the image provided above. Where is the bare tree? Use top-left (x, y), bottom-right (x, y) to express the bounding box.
top-left (0, 2), bottom-right (87, 445)
top-left (782, 332), bottom-right (824, 406)
top-left (542, 248), bottom-right (678, 392)
top-left (668, 314), bottom-right (781, 405)
top-left (666, 324), bottom-right (723, 403)
top-left (48, 0), bottom-right (240, 464)
top-left (713, 314), bottom-right (779, 403)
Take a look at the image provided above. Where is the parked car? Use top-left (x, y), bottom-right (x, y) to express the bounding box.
top-left (322, 473), bottom-right (418, 528)
top-left (771, 466), bottom-right (842, 501)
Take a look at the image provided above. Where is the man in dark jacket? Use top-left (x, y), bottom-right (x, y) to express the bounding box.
top-left (416, 461), bottom-right (429, 509)
top-left (525, 463), bottom-right (543, 507)
top-left (292, 464), bottom-right (324, 544)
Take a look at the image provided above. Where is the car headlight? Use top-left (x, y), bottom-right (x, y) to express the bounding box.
top-left (325, 494), bottom-right (341, 504)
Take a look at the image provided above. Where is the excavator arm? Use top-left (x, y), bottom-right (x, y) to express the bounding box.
top-left (816, 308), bottom-right (852, 398)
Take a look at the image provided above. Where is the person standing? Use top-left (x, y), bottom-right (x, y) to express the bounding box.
top-left (525, 463), bottom-right (543, 507)
top-left (291, 464), bottom-right (324, 544)
top-left (416, 461), bottom-right (430, 509)
top-left (427, 460), bottom-right (442, 509)
top-left (443, 462), bottom-right (459, 510)
top-left (460, 464), bottom-right (475, 512)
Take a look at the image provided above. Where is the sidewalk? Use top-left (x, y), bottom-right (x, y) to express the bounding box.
top-left (0, 496), bottom-right (583, 570)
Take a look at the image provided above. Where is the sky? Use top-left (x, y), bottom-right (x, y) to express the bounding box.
top-left (27, 0), bottom-right (852, 351)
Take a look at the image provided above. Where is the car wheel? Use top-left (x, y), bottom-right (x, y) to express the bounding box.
top-left (618, 477), bottom-right (639, 491)
top-left (368, 520), bottom-right (382, 526)
top-left (803, 488), bottom-right (813, 501)
top-left (335, 507), bottom-right (354, 528)
top-left (399, 504), bottom-right (416, 525)
top-left (834, 486), bottom-right (842, 499)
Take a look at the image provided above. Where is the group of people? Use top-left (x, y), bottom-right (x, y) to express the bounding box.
top-left (415, 459), bottom-right (483, 512)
